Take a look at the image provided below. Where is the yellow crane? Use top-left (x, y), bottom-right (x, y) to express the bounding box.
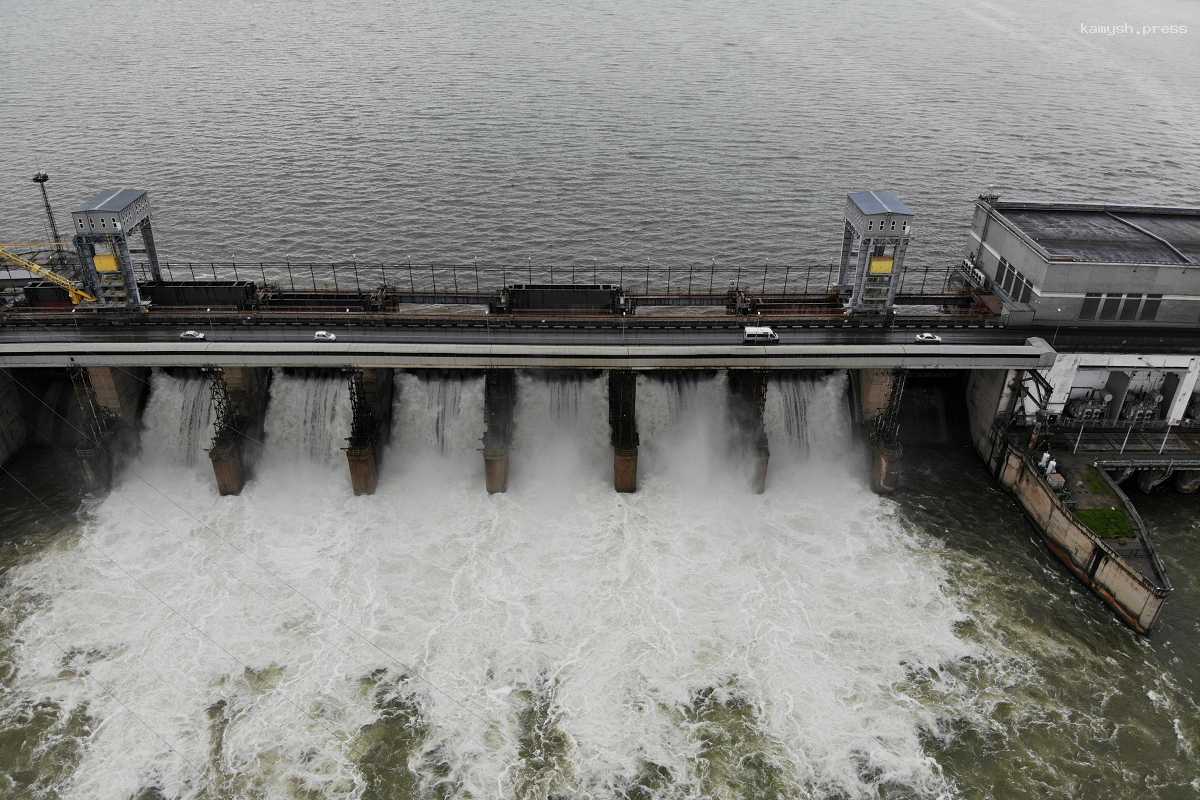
top-left (0, 244), bottom-right (97, 304)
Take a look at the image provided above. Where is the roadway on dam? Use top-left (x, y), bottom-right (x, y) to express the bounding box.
top-left (0, 322), bottom-right (1055, 370)
top-left (0, 323), bottom-right (1028, 347)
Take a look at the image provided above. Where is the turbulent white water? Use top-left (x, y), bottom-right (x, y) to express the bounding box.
top-left (394, 371), bottom-right (485, 463)
top-left (1, 369), bottom-right (989, 799)
top-left (140, 370), bottom-right (214, 469)
top-left (262, 370), bottom-right (352, 468)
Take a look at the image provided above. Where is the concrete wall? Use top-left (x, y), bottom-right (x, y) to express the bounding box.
top-left (0, 371), bottom-right (29, 466)
top-left (968, 367), bottom-right (1168, 633)
top-left (992, 446), bottom-right (1166, 633)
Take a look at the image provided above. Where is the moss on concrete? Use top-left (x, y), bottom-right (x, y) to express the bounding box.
top-left (1074, 507), bottom-right (1136, 538)
top-left (1058, 461), bottom-right (1137, 540)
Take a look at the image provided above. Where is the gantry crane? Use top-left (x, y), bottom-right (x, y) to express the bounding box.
top-left (0, 244), bottom-right (97, 304)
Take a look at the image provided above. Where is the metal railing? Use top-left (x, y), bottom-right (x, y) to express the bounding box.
top-left (116, 259), bottom-right (963, 298)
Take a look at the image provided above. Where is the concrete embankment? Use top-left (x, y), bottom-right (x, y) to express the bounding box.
top-left (968, 370), bottom-right (1171, 633)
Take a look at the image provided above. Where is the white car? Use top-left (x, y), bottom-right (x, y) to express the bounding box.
top-left (179, 330), bottom-right (206, 341)
top-left (742, 326), bottom-right (780, 344)
top-left (914, 332), bottom-right (942, 343)
top-left (314, 330), bottom-right (337, 342)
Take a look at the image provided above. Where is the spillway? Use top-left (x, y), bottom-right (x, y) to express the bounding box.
top-left (0, 368), bottom-right (991, 799)
top-left (140, 370), bottom-right (214, 469)
top-left (262, 369), bottom-right (352, 468)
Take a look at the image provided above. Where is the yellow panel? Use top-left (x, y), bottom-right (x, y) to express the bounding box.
top-left (94, 253), bottom-right (119, 273)
top-left (869, 256), bottom-right (894, 275)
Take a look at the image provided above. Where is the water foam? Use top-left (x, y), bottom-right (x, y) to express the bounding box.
top-left (262, 369), bottom-right (352, 468)
top-left (140, 370), bottom-right (214, 470)
top-left (0, 370), bottom-right (985, 799)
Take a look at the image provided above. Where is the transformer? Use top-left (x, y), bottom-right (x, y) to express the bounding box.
top-left (1120, 391), bottom-right (1163, 422)
top-left (1065, 389), bottom-right (1112, 421)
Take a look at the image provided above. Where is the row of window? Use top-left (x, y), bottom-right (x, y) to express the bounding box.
top-left (866, 218), bottom-right (907, 233)
top-left (995, 258), bottom-right (1033, 303)
top-left (1079, 292), bottom-right (1162, 321)
top-left (76, 216), bottom-right (123, 231)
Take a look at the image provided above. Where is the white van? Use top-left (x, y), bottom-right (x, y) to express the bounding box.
top-left (742, 326), bottom-right (779, 344)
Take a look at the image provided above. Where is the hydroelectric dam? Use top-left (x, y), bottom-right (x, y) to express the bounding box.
top-left (4, 188), bottom-right (1200, 643)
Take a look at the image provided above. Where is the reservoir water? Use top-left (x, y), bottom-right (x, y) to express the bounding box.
top-left (1, 0), bottom-right (1199, 797)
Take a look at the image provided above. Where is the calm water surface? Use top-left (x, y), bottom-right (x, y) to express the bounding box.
top-left (1, 0), bottom-right (1198, 267)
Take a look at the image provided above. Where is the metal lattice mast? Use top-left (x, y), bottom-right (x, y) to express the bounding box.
top-left (32, 172), bottom-right (62, 252)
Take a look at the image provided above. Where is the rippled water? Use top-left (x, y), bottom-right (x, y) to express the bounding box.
top-left (2, 0), bottom-right (1199, 270)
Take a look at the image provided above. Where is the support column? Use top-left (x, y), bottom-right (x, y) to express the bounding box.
top-left (1103, 371), bottom-right (1132, 424)
top-left (855, 368), bottom-right (905, 495)
top-left (608, 370), bottom-right (639, 493)
top-left (1136, 468), bottom-right (1173, 495)
top-left (69, 367), bottom-right (133, 493)
top-left (138, 218), bottom-right (163, 282)
top-left (728, 371), bottom-right (769, 494)
top-left (1042, 354), bottom-right (1080, 418)
top-left (1165, 358), bottom-right (1200, 424)
top-left (208, 367), bottom-right (269, 496)
top-left (0, 371), bottom-right (29, 468)
top-left (345, 368), bottom-right (395, 496)
top-left (86, 366), bottom-right (148, 427)
top-left (482, 370), bottom-right (515, 494)
top-left (1173, 470), bottom-right (1200, 494)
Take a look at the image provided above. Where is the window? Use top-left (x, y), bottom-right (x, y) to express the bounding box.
top-left (1079, 293), bottom-right (1101, 319)
top-left (1099, 294), bottom-right (1121, 320)
top-left (1141, 294), bottom-right (1162, 321)
top-left (1119, 294), bottom-right (1141, 321)
top-left (1000, 261), bottom-right (1016, 294)
top-left (1018, 277), bottom-right (1033, 303)
top-left (868, 220), bottom-right (874, 231)
top-left (890, 220), bottom-right (896, 231)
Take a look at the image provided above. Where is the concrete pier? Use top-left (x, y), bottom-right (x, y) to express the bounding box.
top-left (86, 366), bottom-right (148, 427)
top-left (208, 367), bottom-right (269, 496)
top-left (0, 371), bottom-right (28, 467)
top-left (870, 444), bottom-right (903, 494)
top-left (854, 368), bottom-right (905, 494)
top-left (482, 370), bottom-right (516, 494)
top-left (345, 368), bottom-right (395, 495)
top-left (66, 366), bottom-right (147, 493)
top-left (608, 370), bottom-right (639, 492)
top-left (1174, 470), bottom-right (1200, 494)
top-left (1136, 468), bottom-right (1173, 495)
top-left (728, 371), bottom-right (769, 494)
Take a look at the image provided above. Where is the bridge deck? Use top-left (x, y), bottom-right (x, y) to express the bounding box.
top-left (0, 340), bottom-right (1055, 371)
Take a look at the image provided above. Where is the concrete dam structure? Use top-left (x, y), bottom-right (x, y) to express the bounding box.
top-left (5, 189), bottom-right (1200, 636)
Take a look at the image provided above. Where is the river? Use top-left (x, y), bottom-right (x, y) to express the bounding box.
top-left (1, 0), bottom-right (1199, 797)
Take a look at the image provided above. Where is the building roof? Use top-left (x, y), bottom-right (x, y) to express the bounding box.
top-left (848, 190), bottom-right (913, 217)
top-left (74, 189), bottom-right (147, 214)
top-left (995, 202), bottom-right (1200, 266)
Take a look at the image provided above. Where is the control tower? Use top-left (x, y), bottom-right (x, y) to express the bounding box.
top-left (71, 189), bottom-right (162, 306)
top-left (837, 191), bottom-right (913, 313)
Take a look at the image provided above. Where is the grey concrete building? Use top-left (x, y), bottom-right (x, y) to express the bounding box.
top-left (967, 196), bottom-right (1200, 326)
